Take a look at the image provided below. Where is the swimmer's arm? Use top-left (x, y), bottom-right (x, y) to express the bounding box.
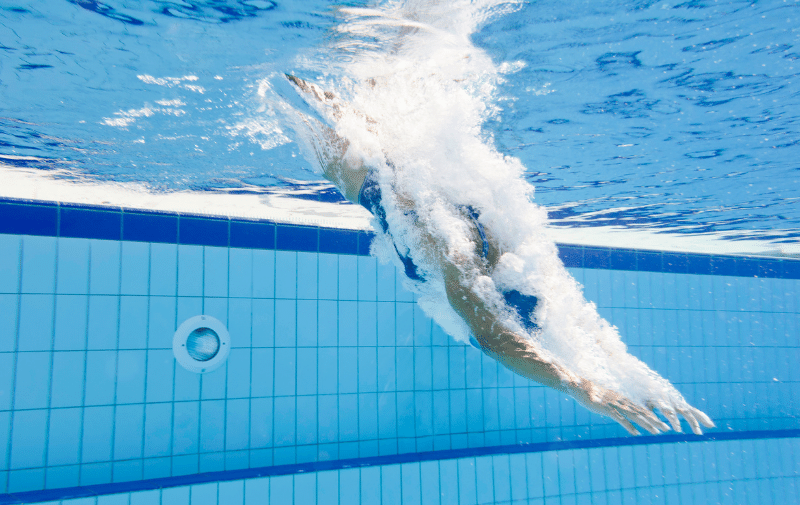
top-left (441, 260), bottom-right (682, 436)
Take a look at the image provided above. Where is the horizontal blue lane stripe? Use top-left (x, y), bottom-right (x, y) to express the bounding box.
top-left (1, 196), bottom-right (798, 278)
top-left (1, 428), bottom-right (798, 504)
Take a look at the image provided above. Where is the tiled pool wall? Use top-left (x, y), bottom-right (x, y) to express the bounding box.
top-left (0, 198), bottom-right (798, 503)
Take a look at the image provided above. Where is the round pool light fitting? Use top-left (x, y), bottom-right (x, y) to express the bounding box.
top-left (173, 315), bottom-right (230, 373)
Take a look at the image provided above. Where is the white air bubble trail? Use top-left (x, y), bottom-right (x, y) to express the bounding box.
top-left (281, 0), bottom-right (712, 434)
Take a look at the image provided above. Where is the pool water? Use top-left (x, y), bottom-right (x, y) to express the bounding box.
top-left (1, 0), bottom-right (799, 503)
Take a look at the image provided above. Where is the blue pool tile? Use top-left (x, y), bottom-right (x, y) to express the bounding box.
top-left (118, 295), bottom-right (147, 349)
top-left (379, 464), bottom-right (401, 505)
top-left (297, 299), bottom-right (317, 347)
top-left (319, 227), bottom-right (358, 255)
top-left (358, 231), bottom-right (374, 256)
top-left (295, 396), bottom-right (317, 445)
top-left (149, 243), bottom-right (177, 296)
top-left (780, 259), bottom-right (800, 279)
top-left (274, 396), bottom-right (296, 447)
top-left (317, 394), bottom-right (338, 444)
top-left (7, 468), bottom-right (45, 494)
top-left (89, 239), bottom-right (121, 295)
top-left (358, 347), bottom-right (377, 392)
top-left (204, 246), bottom-right (229, 297)
top-left (338, 255), bottom-right (358, 300)
top-left (318, 254), bottom-right (338, 300)
top-left (377, 348), bottom-right (396, 392)
top-left (199, 400), bottom-right (225, 453)
top-left (274, 347), bottom-right (297, 396)
top-left (130, 489), bottom-right (160, 505)
top-left (84, 351), bottom-right (117, 404)
top-left (399, 462), bottom-right (421, 505)
top-left (120, 241), bottom-right (149, 295)
top-left (218, 479), bottom-right (244, 504)
top-left (177, 244), bottom-right (203, 296)
top-left (0, 354), bottom-right (12, 411)
top-left (229, 248), bottom-right (252, 298)
top-left (251, 298), bottom-right (274, 348)
top-left (358, 255), bottom-right (377, 301)
top-left (338, 468), bottom-right (359, 504)
top-left (359, 467), bottom-right (381, 505)
top-left (45, 464), bottom-right (80, 490)
top-left (708, 255), bottom-right (737, 276)
top-left (222, 399), bottom-right (250, 452)
top-left (50, 351), bottom-right (84, 408)
top-left (0, 201), bottom-right (57, 236)
top-left (200, 359), bottom-right (227, 400)
top-left (147, 296), bottom-right (175, 349)
top-left (686, 253), bottom-right (712, 276)
top-left (231, 219), bottom-right (275, 250)
top-left (584, 247), bottom-right (611, 269)
top-left (275, 250), bottom-right (297, 299)
top-left (358, 302), bottom-right (382, 346)
top-left (636, 250), bottom-right (661, 272)
top-left (172, 401), bottom-right (200, 456)
top-left (226, 348), bottom-right (251, 398)
top-left (338, 347), bottom-right (358, 394)
top-left (56, 237), bottom-right (89, 294)
top-left (662, 252), bottom-right (688, 273)
top-left (116, 350), bottom-right (146, 404)
top-left (610, 248), bottom-right (635, 270)
top-left (9, 409), bottom-right (47, 470)
top-left (0, 235), bottom-right (20, 295)
top-left (113, 404), bottom-right (144, 460)
top-left (50, 298), bottom-right (86, 351)
top-left (60, 206), bottom-right (121, 240)
top-left (248, 399), bottom-right (273, 451)
top-left (180, 216), bottom-right (228, 247)
top-left (757, 258), bottom-right (781, 278)
top-left (82, 406), bottom-right (114, 463)
top-left (275, 299), bottom-right (296, 347)
top-left (376, 262), bottom-right (396, 301)
top-left (338, 300), bottom-right (357, 346)
top-left (296, 347), bottom-right (318, 394)
top-left (17, 294), bottom-right (53, 351)
top-left (316, 470), bottom-right (337, 505)
top-left (123, 210), bottom-right (178, 243)
top-left (21, 235), bottom-right (56, 294)
top-left (80, 461), bottom-right (112, 486)
top-left (143, 403), bottom-right (173, 458)
top-left (297, 252), bottom-right (318, 299)
top-left (13, 351), bottom-right (50, 409)
top-left (557, 244), bottom-right (583, 268)
top-left (277, 224), bottom-right (317, 252)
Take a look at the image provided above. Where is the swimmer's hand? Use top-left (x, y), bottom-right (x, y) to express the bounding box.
top-left (568, 379), bottom-right (715, 436)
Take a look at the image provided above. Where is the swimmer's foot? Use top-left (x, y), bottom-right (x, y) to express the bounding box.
top-left (285, 74), bottom-right (337, 103)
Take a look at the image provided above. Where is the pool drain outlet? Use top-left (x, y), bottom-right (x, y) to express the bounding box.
top-left (173, 315), bottom-right (230, 373)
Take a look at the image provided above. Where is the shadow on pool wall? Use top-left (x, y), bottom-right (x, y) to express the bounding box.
top-left (0, 197), bottom-right (798, 504)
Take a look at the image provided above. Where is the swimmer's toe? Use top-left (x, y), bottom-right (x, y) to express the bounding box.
top-left (695, 408), bottom-right (715, 429)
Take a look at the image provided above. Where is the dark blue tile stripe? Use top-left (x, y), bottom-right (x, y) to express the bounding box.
top-left (1, 428), bottom-right (798, 504)
top-left (0, 197), bottom-right (798, 277)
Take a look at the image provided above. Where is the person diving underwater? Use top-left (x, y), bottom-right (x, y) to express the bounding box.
top-left (285, 74), bottom-right (715, 437)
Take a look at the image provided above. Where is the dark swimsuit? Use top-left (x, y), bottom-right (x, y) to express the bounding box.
top-left (358, 170), bottom-right (540, 348)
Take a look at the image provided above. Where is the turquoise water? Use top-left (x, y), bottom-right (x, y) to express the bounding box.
top-left (1, 0), bottom-right (799, 244)
top-left (1, 1), bottom-right (800, 503)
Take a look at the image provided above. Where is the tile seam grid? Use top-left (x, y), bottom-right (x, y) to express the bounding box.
top-left (2, 383), bottom-right (799, 412)
top-left (2, 197), bottom-right (800, 276)
top-left (0, 429), bottom-right (798, 504)
top-left (4, 295), bottom-right (800, 315)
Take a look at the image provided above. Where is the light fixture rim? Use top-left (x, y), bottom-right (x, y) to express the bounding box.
top-left (173, 315), bottom-right (231, 373)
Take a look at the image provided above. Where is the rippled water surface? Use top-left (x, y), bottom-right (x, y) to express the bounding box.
top-left (1, 0), bottom-right (798, 246)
